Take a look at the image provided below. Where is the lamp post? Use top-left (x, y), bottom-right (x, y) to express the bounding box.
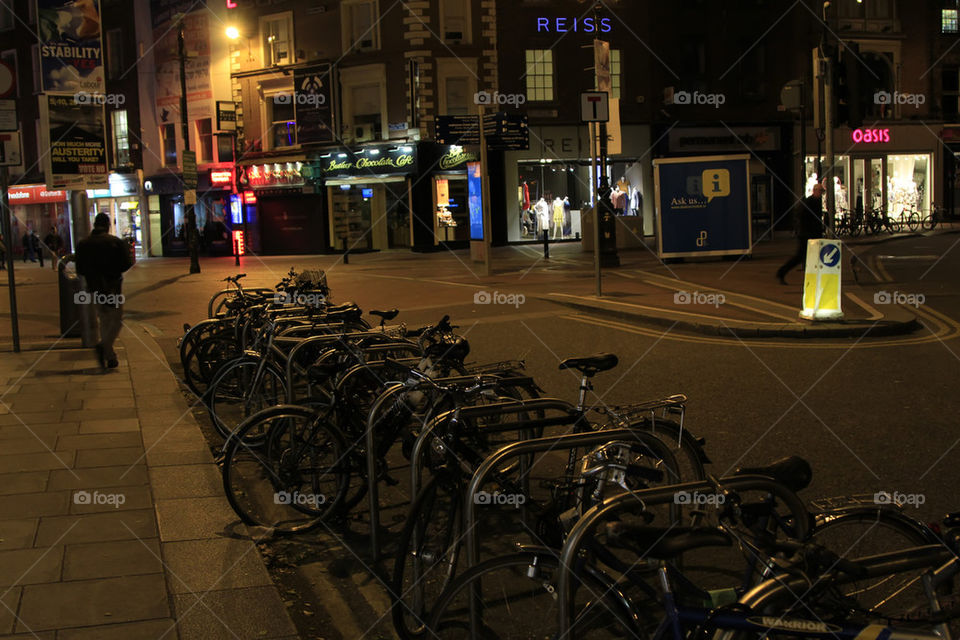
top-left (177, 15), bottom-right (200, 274)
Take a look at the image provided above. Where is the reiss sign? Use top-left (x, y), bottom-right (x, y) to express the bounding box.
top-left (536, 17), bottom-right (612, 33)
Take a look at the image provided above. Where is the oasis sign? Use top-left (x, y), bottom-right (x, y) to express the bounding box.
top-left (851, 128), bottom-right (891, 144)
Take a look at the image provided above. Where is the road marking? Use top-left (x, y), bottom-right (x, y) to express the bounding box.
top-left (563, 303), bottom-right (959, 349)
top-left (872, 256), bottom-right (894, 283)
top-left (634, 269), bottom-right (800, 314)
top-left (547, 292), bottom-right (743, 323)
top-left (877, 255), bottom-right (939, 261)
top-left (844, 292), bottom-right (882, 320)
top-left (641, 278), bottom-right (797, 322)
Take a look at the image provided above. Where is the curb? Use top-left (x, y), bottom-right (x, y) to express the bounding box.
top-left (545, 297), bottom-right (922, 339)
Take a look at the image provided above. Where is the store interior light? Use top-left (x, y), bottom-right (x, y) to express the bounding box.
top-left (225, 26), bottom-right (240, 40)
top-left (400, 146), bottom-right (412, 153)
top-left (337, 153), bottom-right (347, 158)
top-left (369, 149), bottom-right (380, 155)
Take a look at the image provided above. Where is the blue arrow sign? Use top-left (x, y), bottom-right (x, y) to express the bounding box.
top-left (819, 243), bottom-right (840, 267)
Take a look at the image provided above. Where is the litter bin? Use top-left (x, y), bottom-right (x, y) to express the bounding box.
top-left (58, 256), bottom-right (94, 343)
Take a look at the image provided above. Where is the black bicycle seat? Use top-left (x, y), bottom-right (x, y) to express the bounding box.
top-left (606, 523), bottom-right (732, 559)
top-left (734, 456), bottom-right (813, 493)
top-left (558, 353), bottom-right (619, 377)
top-left (370, 308), bottom-right (399, 321)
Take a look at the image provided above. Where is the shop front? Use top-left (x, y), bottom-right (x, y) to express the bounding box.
top-left (805, 124), bottom-right (938, 224)
top-left (502, 125), bottom-right (653, 245)
top-left (420, 144), bottom-right (482, 249)
top-left (196, 168), bottom-right (234, 257)
top-left (239, 160), bottom-right (327, 255)
top-left (316, 145), bottom-right (417, 252)
top-left (6, 185), bottom-right (70, 257)
top-left (86, 173), bottom-right (143, 253)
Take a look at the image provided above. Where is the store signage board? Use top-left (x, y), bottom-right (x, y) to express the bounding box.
top-left (216, 101), bottom-right (236, 132)
top-left (653, 154), bottom-right (752, 259)
top-left (436, 115), bottom-right (481, 145)
top-left (319, 147), bottom-right (417, 176)
top-left (0, 131), bottom-right (20, 166)
top-left (851, 128), bottom-right (890, 144)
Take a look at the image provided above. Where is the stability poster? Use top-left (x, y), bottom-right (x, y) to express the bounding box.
top-left (36, 0), bottom-right (105, 94)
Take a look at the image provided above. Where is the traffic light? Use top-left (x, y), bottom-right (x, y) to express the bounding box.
top-left (834, 42), bottom-right (863, 129)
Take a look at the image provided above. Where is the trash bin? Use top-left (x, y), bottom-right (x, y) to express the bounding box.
top-left (58, 256), bottom-right (94, 343)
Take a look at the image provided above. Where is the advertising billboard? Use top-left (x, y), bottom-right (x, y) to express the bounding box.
top-left (36, 0), bottom-right (105, 94)
top-left (653, 154), bottom-right (752, 259)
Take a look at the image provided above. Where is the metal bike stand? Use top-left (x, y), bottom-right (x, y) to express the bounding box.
top-left (555, 476), bottom-right (812, 639)
top-left (363, 374), bottom-right (539, 559)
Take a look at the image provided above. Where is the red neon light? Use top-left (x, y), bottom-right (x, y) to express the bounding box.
top-left (7, 185), bottom-right (68, 204)
top-left (226, 0), bottom-right (237, 8)
top-left (851, 128), bottom-right (890, 144)
top-left (233, 230), bottom-right (245, 255)
top-left (243, 191), bottom-right (257, 204)
top-left (210, 169), bottom-right (233, 185)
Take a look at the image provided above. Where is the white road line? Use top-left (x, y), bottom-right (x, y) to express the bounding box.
top-left (844, 292), bottom-right (883, 320)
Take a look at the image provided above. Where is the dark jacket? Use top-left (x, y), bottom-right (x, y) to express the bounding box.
top-left (794, 194), bottom-right (824, 239)
top-left (76, 228), bottom-right (133, 295)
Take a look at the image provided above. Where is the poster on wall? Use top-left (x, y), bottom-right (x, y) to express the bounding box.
top-left (293, 65), bottom-right (335, 144)
top-left (653, 154), bottom-right (751, 259)
top-left (152, 2), bottom-right (212, 120)
top-left (36, 0), bottom-right (105, 94)
top-left (42, 93), bottom-right (107, 189)
top-left (467, 161), bottom-right (484, 241)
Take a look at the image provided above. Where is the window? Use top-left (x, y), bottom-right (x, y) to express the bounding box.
top-left (944, 9), bottom-right (959, 33)
top-left (350, 84), bottom-right (381, 140)
top-left (0, 50), bottom-right (16, 98)
top-left (340, 64), bottom-right (386, 142)
top-left (343, 0), bottom-right (379, 51)
top-left (597, 49), bottom-right (621, 99)
top-left (440, 0), bottom-right (470, 43)
top-left (112, 110), bottom-right (130, 167)
top-left (437, 58), bottom-right (476, 116)
top-left (161, 124), bottom-right (177, 167)
top-left (268, 98), bottom-right (296, 148)
top-left (196, 118), bottom-right (213, 162)
top-left (106, 29), bottom-right (123, 79)
top-left (443, 77), bottom-right (470, 115)
top-left (260, 12), bottom-right (293, 66)
top-left (0, 0), bottom-right (12, 31)
top-left (525, 49), bottom-right (554, 102)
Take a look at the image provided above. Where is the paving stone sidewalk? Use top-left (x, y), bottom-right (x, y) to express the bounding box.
top-left (0, 322), bottom-right (298, 639)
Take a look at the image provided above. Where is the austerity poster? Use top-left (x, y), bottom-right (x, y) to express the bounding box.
top-left (36, 0), bottom-right (105, 94)
top-left (42, 93), bottom-right (107, 189)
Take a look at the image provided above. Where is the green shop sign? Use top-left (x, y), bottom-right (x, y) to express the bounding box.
top-left (438, 149), bottom-right (478, 170)
top-left (318, 147), bottom-right (418, 176)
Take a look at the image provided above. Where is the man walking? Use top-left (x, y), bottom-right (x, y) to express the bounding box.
top-left (44, 225), bottom-right (62, 269)
top-left (777, 183), bottom-right (826, 285)
top-left (32, 230), bottom-right (43, 268)
top-left (76, 213), bottom-right (134, 369)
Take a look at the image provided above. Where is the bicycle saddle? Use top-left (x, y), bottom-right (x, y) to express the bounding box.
top-left (734, 456), bottom-right (812, 493)
top-left (605, 523), bottom-right (732, 559)
top-left (325, 302), bottom-right (358, 314)
top-left (370, 308), bottom-right (399, 322)
top-left (558, 353), bottom-right (618, 376)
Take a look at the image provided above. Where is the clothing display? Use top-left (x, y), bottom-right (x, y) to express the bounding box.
top-left (523, 182), bottom-right (531, 211)
top-left (534, 198), bottom-right (550, 234)
top-left (552, 197), bottom-right (565, 239)
top-left (611, 187), bottom-right (627, 211)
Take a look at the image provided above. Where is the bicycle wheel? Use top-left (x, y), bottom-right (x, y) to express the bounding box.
top-left (906, 212), bottom-right (921, 232)
top-left (426, 551), bottom-right (640, 639)
top-left (183, 331), bottom-right (237, 398)
top-left (392, 473), bottom-right (465, 640)
top-left (809, 507), bottom-right (943, 621)
top-left (622, 417), bottom-right (708, 484)
top-left (222, 404), bottom-right (349, 534)
top-left (207, 358), bottom-right (288, 441)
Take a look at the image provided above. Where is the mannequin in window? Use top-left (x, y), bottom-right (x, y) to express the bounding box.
top-left (552, 196), bottom-right (565, 239)
top-left (534, 197), bottom-right (550, 236)
top-left (611, 186), bottom-right (626, 214)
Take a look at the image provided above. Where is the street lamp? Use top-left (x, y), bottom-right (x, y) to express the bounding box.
top-left (225, 26), bottom-right (240, 40)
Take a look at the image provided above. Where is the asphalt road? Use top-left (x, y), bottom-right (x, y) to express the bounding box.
top-left (1, 233), bottom-right (958, 638)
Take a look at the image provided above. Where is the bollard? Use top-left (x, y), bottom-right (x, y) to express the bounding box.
top-left (234, 236), bottom-right (240, 266)
top-left (542, 229), bottom-right (549, 259)
top-left (341, 236), bottom-right (349, 264)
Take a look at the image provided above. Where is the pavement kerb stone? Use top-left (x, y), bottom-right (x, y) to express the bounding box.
top-left (542, 296), bottom-right (921, 339)
top-left (120, 321), bottom-right (299, 640)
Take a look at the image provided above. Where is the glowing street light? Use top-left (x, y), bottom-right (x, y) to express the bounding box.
top-left (225, 26), bottom-right (240, 40)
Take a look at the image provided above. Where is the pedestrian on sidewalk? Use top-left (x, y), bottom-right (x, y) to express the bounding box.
top-left (22, 230), bottom-right (33, 262)
top-left (32, 230), bottom-right (43, 268)
top-left (44, 225), bottom-right (62, 269)
top-left (776, 183), bottom-right (825, 285)
top-left (76, 213), bottom-right (134, 369)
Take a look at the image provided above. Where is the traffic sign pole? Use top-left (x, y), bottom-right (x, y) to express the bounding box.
top-left (590, 122), bottom-right (601, 297)
top-left (1, 165), bottom-right (20, 352)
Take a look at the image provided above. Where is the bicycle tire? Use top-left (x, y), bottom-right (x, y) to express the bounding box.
top-left (222, 404), bottom-right (350, 534)
top-left (207, 358), bottom-right (288, 441)
top-left (906, 212), bottom-right (921, 233)
top-left (392, 473), bottom-right (465, 640)
top-left (425, 551), bottom-right (641, 639)
top-left (622, 416), bottom-right (708, 484)
top-left (186, 333), bottom-right (240, 398)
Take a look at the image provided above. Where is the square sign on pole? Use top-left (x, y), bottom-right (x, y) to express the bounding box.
top-left (580, 91), bottom-right (609, 122)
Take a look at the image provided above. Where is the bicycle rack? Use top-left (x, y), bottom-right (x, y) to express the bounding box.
top-left (363, 377), bottom-right (542, 559)
top-left (554, 476), bottom-right (811, 639)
